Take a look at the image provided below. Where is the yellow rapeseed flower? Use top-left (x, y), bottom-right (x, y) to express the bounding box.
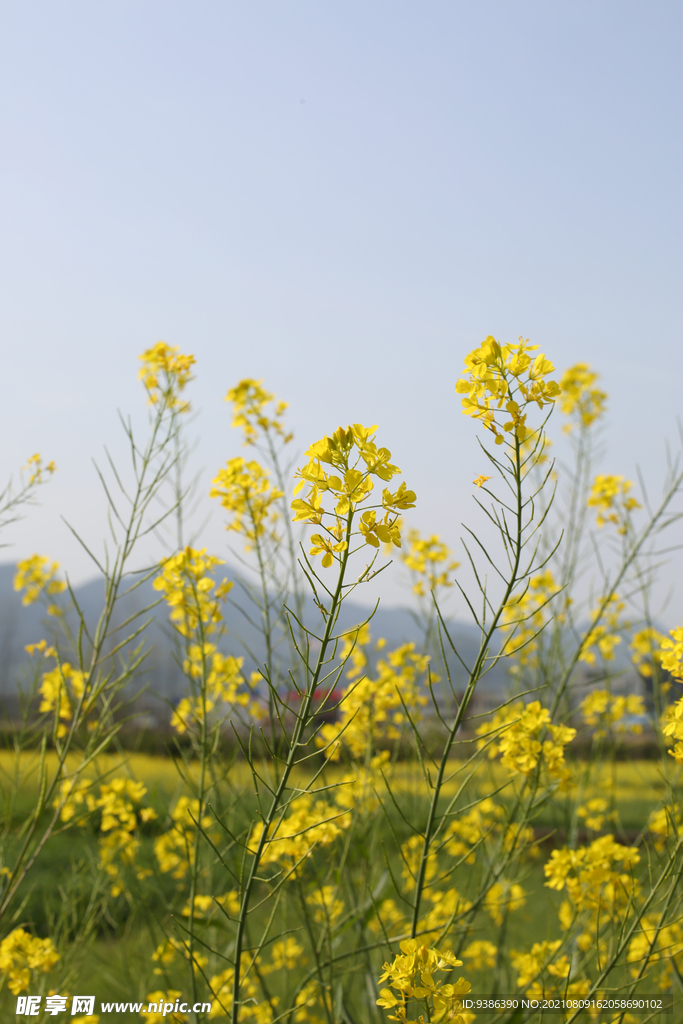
top-left (247, 793), bottom-right (349, 867)
top-left (306, 886), bottom-right (344, 927)
top-left (138, 342), bottom-right (195, 412)
top-left (402, 529), bottom-right (459, 597)
top-left (587, 475), bottom-right (640, 532)
top-left (226, 378), bottom-right (292, 446)
top-left (483, 881), bottom-right (526, 925)
top-left (377, 940), bottom-right (470, 1024)
top-left (22, 453), bottom-right (56, 485)
top-left (559, 363), bottom-right (607, 431)
top-left (39, 662), bottom-right (88, 737)
top-left (579, 594), bottom-right (627, 666)
top-left (501, 571), bottom-right (560, 676)
top-left (628, 914), bottom-right (683, 991)
top-left (476, 700), bottom-right (575, 784)
top-left (661, 695), bottom-right (683, 765)
top-left (210, 457), bottom-right (283, 548)
top-left (544, 834), bottom-right (639, 921)
top-left (317, 638), bottom-right (428, 761)
top-left (154, 797), bottom-right (213, 880)
top-left (455, 336), bottom-right (560, 446)
top-left (660, 623), bottom-right (683, 682)
top-left (630, 627), bottom-right (667, 678)
top-left (291, 424), bottom-right (415, 565)
top-left (462, 941), bottom-right (497, 971)
top-left (577, 797), bottom-right (609, 831)
top-left (153, 547), bottom-right (231, 638)
top-left (0, 928), bottom-right (60, 995)
top-left (510, 939), bottom-right (565, 996)
top-left (14, 554), bottom-right (66, 611)
top-left (580, 690), bottom-right (645, 738)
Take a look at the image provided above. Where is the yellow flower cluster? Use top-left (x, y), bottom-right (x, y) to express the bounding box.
top-left (0, 928), bottom-right (60, 994)
top-left (306, 885), bottom-right (344, 926)
top-left (138, 342), bottom-right (195, 412)
top-left (291, 424), bottom-right (415, 565)
top-left (476, 701), bottom-right (575, 783)
top-left (94, 779), bottom-right (156, 896)
top-left (402, 529), bottom-right (460, 597)
top-left (154, 797), bottom-right (212, 880)
top-left (210, 942), bottom-right (323, 1024)
top-left (226, 378), bottom-right (292, 446)
top-left (292, 981), bottom-right (331, 1024)
top-left (154, 548), bottom-right (251, 728)
top-left (420, 888), bottom-right (473, 943)
top-left (628, 913), bottom-right (683, 990)
top-left (14, 554), bottom-right (66, 614)
top-left (501, 571), bottom-right (559, 675)
top-left (25, 638), bottom-right (56, 658)
top-left (154, 547), bottom-right (232, 639)
top-left (394, 836), bottom-right (476, 938)
top-left (461, 941), bottom-right (497, 971)
top-left (630, 627), bottom-right (667, 678)
top-left (577, 797), bottom-right (609, 831)
top-left (579, 594), bottom-right (626, 666)
top-left (247, 793), bottom-right (349, 867)
top-left (558, 363), bottom-right (607, 431)
top-left (648, 803), bottom-right (682, 851)
top-left (444, 798), bottom-right (504, 864)
top-left (443, 798), bottom-right (538, 867)
top-left (207, 967), bottom-right (270, 1022)
top-left (152, 936), bottom-right (206, 976)
top-left (371, 888), bottom-right (472, 946)
top-left (152, 936), bottom-right (208, 979)
top-left (376, 940), bottom-right (470, 1024)
top-left (334, 752), bottom-right (392, 813)
top-left (509, 940), bottom-right (587, 1000)
top-left (207, 943), bottom-right (307, 1023)
top-left (400, 833), bottom-right (438, 893)
top-left (210, 457), bottom-right (283, 548)
top-left (171, 647), bottom-right (246, 735)
top-left (661, 696), bottom-right (683, 765)
top-left (483, 880), bottom-right (526, 926)
top-left (587, 475), bottom-right (640, 532)
top-left (660, 626), bottom-right (683, 763)
top-left (55, 777), bottom-right (156, 897)
top-left (580, 690), bottom-right (645, 737)
top-left (455, 336), bottom-right (560, 446)
top-left (544, 834), bottom-right (640, 921)
top-left (180, 890), bottom-right (241, 920)
top-left (660, 623), bottom-right (683, 682)
top-left (317, 637), bottom-right (429, 760)
top-left (339, 622), bottom-right (373, 681)
top-left (22, 452), bottom-right (56, 486)
top-left (39, 660), bottom-right (91, 739)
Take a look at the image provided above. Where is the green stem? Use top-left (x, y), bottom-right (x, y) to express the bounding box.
top-left (410, 432), bottom-right (526, 938)
top-left (231, 511), bottom-right (354, 1024)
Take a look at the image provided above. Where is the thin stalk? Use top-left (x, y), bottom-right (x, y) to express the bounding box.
top-left (231, 512), bottom-right (354, 1024)
top-left (410, 431), bottom-right (527, 937)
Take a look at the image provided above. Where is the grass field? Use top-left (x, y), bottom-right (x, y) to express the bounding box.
top-left (2, 750), bottom-right (678, 1020)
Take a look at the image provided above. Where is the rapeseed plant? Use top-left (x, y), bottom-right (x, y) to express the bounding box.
top-left (2, 336), bottom-right (683, 1024)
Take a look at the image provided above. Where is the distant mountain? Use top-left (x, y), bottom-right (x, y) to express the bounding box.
top-left (0, 562), bottom-right (511, 714)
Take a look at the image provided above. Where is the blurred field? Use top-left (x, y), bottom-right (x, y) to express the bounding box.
top-left (1, 748), bottom-right (671, 810)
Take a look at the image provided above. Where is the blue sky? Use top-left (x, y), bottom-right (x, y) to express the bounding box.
top-left (1, 1), bottom-right (681, 613)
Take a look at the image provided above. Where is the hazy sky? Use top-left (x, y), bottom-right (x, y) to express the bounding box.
top-left (1, 2), bottom-right (681, 614)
